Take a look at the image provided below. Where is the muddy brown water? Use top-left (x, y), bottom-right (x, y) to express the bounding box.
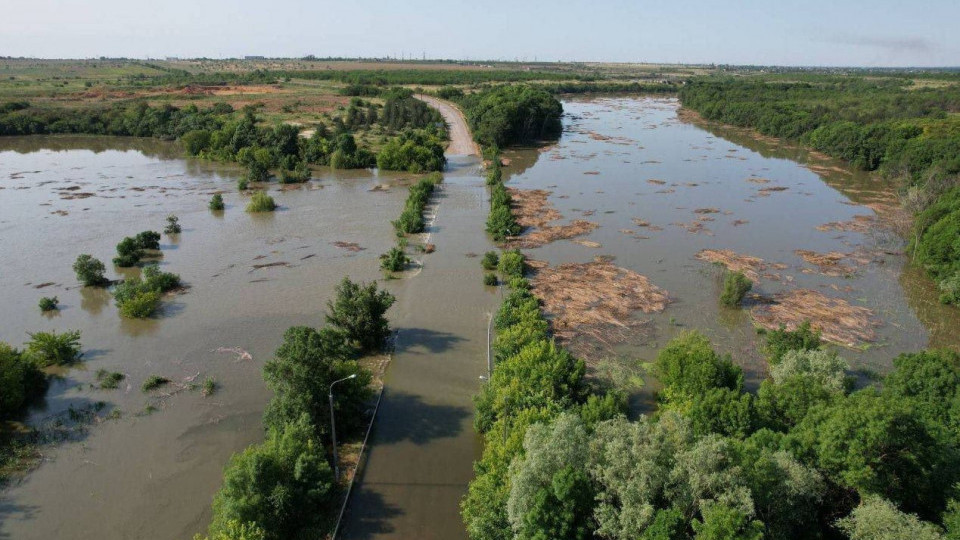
top-left (2, 95), bottom-right (960, 539)
top-left (503, 96), bottom-right (960, 405)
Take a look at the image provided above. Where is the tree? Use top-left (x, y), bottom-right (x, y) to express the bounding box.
top-left (883, 349), bottom-right (960, 431)
top-left (688, 388), bottom-right (756, 439)
top-left (208, 415), bottom-right (335, 540)
top-left (324, 277), bottom-right (396, 353)
top-left (837, 496), bottom-right (945, 540)
top-left (789, 390), bottom-right (958, 517)
top-left (507, 413), bottom-right (595, 540)
top-left (691, 503), bottom-right (764, 540)
top-left (262, 326), bottom-right (371, 437)
top-left (73, 254), bottom-right (108, 286)
top-left (654, 331), bottom-right (743, 409)
top-left (770, 349), bottom-right (849, 393)
top-left (209, 193), bottom-right (225, 211)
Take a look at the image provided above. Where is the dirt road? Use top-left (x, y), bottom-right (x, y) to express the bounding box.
top-left (416, 95), bottom-right (480, 157)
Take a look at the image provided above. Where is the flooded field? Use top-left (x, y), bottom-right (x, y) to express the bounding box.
top-left (0, 136), bottom-right (411, 539)
top-left (503, 96), bottom-right (960, 400)
top-left (3, 95), bottom-right (960, 539)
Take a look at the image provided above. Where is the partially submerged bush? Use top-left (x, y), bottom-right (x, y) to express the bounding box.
top-left (481, 251), bottom-right (499, 271)
top-left (279, 162), bottom-right (311, 183)
top-left (246, 191), bottom-right (276, 212)
top-left (73, 254), bottom-right (108, 286)
top-left (38, 296), bottom-right (58, 312)
top-left (483, 273), bottom-right (498, 286)
top-left (380, 246), bottom-right (409, 272)
top-left (720, 270), bottom-right (752, 307)
top-left (0, 342), bottom-right (47, 418)
top-left (164, 214), bottom-right (181, 234)
top-left (113, 265), bottom-right (181, 318)
top-left (764, 321), bottom-right (822, 364)
top-left (96, 369), bottom-right (125, 390)
top-left (25, 330), bottom-right (82, 367)
top-left (113, 231), bottom-right (161, 267)
top-left (209, 193), bottom-right (225, 211)
top-left (141, 375), bottom-right (170, 392)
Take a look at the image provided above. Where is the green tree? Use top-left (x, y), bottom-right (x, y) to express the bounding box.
top-left (691, 503), bottom-right (764, 540)
top-left (262, 326), bottom-right (371, 437)
top-left (24, 330), bottom-right (82, 367)
top-left (208, 415), bottom-right (335, 540)
top-left (654, 331), bottom-right (743, 410)
top-left (837, 496), bottom-right (945, 540)
top-left (324, 277), bottom-right (396, 353)
top-left (763, 322), bottom-right (821, 364)
top-left (720, 271), bottom-right (752, 307)
top-left (769, 349), bottom-right (849, 393)
top-left (0, 343), bottom-right (47, 417)
top-left (73, 254), bottom-right (108, 286)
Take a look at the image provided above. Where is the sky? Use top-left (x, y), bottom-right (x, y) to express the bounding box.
top-left (2, 0), bottom-right (958, 67)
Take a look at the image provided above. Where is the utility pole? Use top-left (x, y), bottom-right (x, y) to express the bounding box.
top-left (329, 373), bottom-right (358, 481)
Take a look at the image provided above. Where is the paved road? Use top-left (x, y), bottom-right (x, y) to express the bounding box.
top-left (416, 95), bottom-right (480, 157)
top-left (339, 98), bottom-right (492, 539)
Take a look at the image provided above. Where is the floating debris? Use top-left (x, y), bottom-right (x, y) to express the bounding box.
top-left (751, 289), bottom-right (879, 347)
top-left (505, 188), bottom-right (599, 248)
top-left (696, 249), bottom-right (787, 281)
top-left (332, 241), bottom-right (365, 252)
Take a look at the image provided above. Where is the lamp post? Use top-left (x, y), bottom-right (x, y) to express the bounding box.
top-left (329, 373), bottom-right (357, 481)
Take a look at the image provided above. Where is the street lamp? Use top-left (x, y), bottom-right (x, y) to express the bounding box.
top-left (329, 373), bottom-right (357, 481)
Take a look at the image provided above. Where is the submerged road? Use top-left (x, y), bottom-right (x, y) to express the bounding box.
top-left (416, 95), bottom-right (480, 157)
top-left (339, 99), bottom-right (494, 539)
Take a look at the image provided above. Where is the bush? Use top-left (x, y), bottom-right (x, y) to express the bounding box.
top-left (764, 321), bottom-right (821, 364)
top-left (119, 290), bottom-right (162, 318)
top-left (113, 231), bottom-right (161, 267)
top-left (654, 331), bottom-right (743, 408)
top-left (141, 375), bottom-right (170, 392)
top-left (0, 343), bottom-right (47, 417)
top-left (113, 265), bottom-right (180, 318)
top-left (376, 129), bottom-right (446, 173)
top-left (96, 369), bottom-right (125, 390)
top-left (142, 264), bottom-right (181, 292)
top-left (38, 296), bottom-right (58, 312)
top-left (498, 249), bottom-right (525, 279)
top-left (164, 214), bottom-right (181, 234)
top-left (392, 174), bottom-right (441, 235)
top-left (484, 273), bottom-right (499, 286)
top-left (325, 277), bottom-right (396, 353)
top-left (24, 330), bottom-right (82, 367)
top-left (135, 231), bottom-right (161, 250)
top-left (481, 251), bottom-right (499, 270)
top-left (237, 177), bottom-right (249, 191)
top-left (279, 162), bottom-right (311, 183)
top-left (246, 191), bottom-right (276, 212)
top-left (73, 254), bottom-right (108, 286)
top-left (380, 246), bottom-right (409, 272)
top-left (209, 193), bottom-right (225, 211)
top-left (207, 415), bottom-right (335, 540)
top-left (720, 270), bottom-right (752, 306)
top-left (939, 272), bottom-right (960, 305)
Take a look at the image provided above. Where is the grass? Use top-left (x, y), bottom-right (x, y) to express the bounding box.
top-left (141, 375), bottom-right (170, 392)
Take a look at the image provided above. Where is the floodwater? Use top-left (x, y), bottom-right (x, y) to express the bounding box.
top-left (0, 136), bottom-right (412, 539)
top-left (502, 96), bottom-right (960, 399)
top-left (2, 96), bottom-right (960, 540)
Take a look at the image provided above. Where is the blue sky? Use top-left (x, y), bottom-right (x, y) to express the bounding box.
top-left (2, 0), bottom-right (957, 66)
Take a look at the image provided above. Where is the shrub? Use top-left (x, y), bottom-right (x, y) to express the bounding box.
top-left (246, 191), bottom-right (276, 212)
top-left (209, 193), bottom-right (225, 211)
top-left (96, 369), bottom-right (125, 390)
top-left (181, 129), bottom-right (212, 156)
top-left (720, 270), bottom-right (752, 306)
top-left (939, 272), bottom-right (960, 304)
top-left (38, 296), bottom-right (58, 312)
top-left (237, 177), bottom-right (249, 191)
top-left (202, 378), bottom-right (217, 396)
top-left (764, 321), bottom-right (822, 364)
top-left (207, 415), bottom-right (335, 540)
top-left (73, 254), bottom-right (108, 286)
top-left (0, 343), bottom-right (47, 417)
top-left (24, 330), bottom-right (82, 367)
top-left (142, 375), bottom-right (170, 392)
top-left (654, 331), bottom-right (743, 408)
top-left (279, 162), bottom-right (311, 183)
top-left (325, 277), bottom-right (396, 353)
top-left (164, 214), bottom-right (181, 234)
top-left (498, 249), bottom-right (525, 279)
top-left (484, 273), bottom-right (498, 286)
top-left (142, 264), bottom-right (181, 292)
top-left (481, 251), bottom-right (499, 270)
top-left (115, 284), bottom-right (161, 318)
top-left (380, 246), bottom-right (409, 272)
top-left (135, 231), bottom-right (161, 251)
